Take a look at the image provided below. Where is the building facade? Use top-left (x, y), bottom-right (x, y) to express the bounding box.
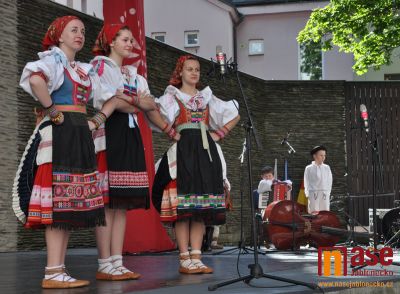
top-left (50, 0), bottom-right (400, 80)
top-left (234, 2), bottom-right (354, 80)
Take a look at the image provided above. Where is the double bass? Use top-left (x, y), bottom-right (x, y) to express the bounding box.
top-left (264, 200), bottom-right (343, 250)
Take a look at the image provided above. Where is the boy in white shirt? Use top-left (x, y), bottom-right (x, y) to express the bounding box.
top-left (304, 146), bottom-right (333, 213)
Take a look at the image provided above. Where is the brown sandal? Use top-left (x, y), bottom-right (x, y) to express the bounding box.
top-left (96, 264), bottom-right (131, 281)
top-left (190, 253), bottom-right (213, 274)
top-left (42, 267), bottom-right (90, 289)
top-left (211, 238), bottom-right (224, 250)
top-left (179, 254), bottom-right (203, 274)
top-left (114, 266), bottom-right (141, 280)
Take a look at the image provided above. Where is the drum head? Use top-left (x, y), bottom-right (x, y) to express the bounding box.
top-left (382, 208), bottom-right (400, 244)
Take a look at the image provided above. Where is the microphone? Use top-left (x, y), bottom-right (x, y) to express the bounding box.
top-left (360, 104), bottom-right (369, 133)
top-left (216, 45), bottom-right (226, 75)
top-left (280, 131), bottom-right (291, 145)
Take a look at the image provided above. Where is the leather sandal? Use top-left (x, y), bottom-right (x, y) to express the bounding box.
top-left (42, 267), bottom-right (89, 289)
top-left (190, 253), bottom-right (213, 274)
top-left (211, 243), bottom-right (224, 250)
top-left (114, 265), bottom-right (141, 280)
top-left (179, 254), bottom-right (203, 274)
top-left (96, 265), bottom-right (130, 281)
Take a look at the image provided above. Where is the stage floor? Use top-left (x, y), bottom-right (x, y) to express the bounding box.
top-left (1, 247), bottom-right (399, 294)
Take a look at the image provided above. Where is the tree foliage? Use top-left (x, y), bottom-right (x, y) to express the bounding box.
top-left (300, 41), bottom-right (322, 80)
top-left (297, 0), bottom-right (400, 75)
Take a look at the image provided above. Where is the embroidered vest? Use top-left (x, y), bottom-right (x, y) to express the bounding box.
top-left (174, 96), bottom-right (209, 127)
top-left (51, 69), bottom-right (91, 106)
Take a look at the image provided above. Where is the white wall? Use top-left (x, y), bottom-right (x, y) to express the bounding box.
top-left (354, 48), bottom-right (400, 81)
top-left (236, 11), bottom-right (354, 80)
top-left (86, 0), bottom-right (103, 19)
top-left (322, 46), bottom-right (354, 80)
top-left (144, 0), bottom-right (234, 61)
top-left (52, 0), bottom-right (103, 19)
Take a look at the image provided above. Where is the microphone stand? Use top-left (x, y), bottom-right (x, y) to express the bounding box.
top-left (208, 59), bottom-right (317, 291)
top-left (281, 135), bottom-right (298, 251)
top-left (281, 137), bottom-right (296, 156)
top-left (213, 138), bottom-right (265, 256)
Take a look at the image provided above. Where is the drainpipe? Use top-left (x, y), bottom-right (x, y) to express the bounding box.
top-left (233, 14), bottom-right (244, 64)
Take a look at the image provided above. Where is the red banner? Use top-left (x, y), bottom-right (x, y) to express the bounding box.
top-left (103, 0), bottom-right (175, 253)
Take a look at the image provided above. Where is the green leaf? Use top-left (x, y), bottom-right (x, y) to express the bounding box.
top-left (297, 0), bottom-right (400, 75)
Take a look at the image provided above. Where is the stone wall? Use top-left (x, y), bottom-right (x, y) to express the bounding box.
top-left (0, 0), bottom-right (347, 251)
top-left (0, 0), bottom-right (19, 252)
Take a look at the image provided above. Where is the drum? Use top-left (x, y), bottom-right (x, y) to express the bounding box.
top-left (382, 207), bottom-right (400, 246)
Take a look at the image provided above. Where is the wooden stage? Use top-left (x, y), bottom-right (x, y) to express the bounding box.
top-left (1, 247), bottom-right (399, 293)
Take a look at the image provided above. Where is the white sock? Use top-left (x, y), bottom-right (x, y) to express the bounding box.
top-left (98, 257), bottom-right (123, 275)
top-left (44, 265), bottom-right (76, 282)
top-left (179, 252), bottom-right (197, 269)
top-left (190, 250), bottom-right (206, 269)
top-left (111, 255), bottom-right (132, 273)
top-left (212, 226), bottom-right (220, 239)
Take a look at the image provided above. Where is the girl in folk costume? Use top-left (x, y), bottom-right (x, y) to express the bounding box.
top-left (152, 55), bottom-right (240, 274)
top-left (90, 24), bottom-right (166, 281)
top-left (13, 16), bottom-right (105, 289)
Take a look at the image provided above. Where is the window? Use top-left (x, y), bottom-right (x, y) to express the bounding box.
top-left (184, 31), bottom-right (199, 47)
top-left (299, 41), bottom-right (322, 80)
top-left (151, 32), bottom-right (166, 43)
top-left (248, 39), bottom-right (264, 55)
top-left (81, 0), bottom-right (87, 13)
top-left (384, 74), bottom-right (400, 80)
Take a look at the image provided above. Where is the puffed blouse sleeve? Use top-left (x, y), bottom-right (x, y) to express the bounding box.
top-left (90, 59), bottom-right (123, 110)
top-left (155, 86), bottom-right (180, 125)
top-left (19, 48), bottom-right (65, 100)
top-left (209, 95), bottom-right (239, 130)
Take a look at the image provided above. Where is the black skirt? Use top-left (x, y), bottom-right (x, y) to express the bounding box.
top-left (105, 112), bottom-right (150, 210)
top-left (51, 112), bottom-right (105, 229)
top-left (153, 129), bottom-right (226, 225)
top-left (177, 129), bottom-right (224, 196)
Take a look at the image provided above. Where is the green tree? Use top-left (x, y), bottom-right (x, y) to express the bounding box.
top-left (297, 0), bottom-right (400, 75)
top-left (300, 41), bottom-right (322, 80)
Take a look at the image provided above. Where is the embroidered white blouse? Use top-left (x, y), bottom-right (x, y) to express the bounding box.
top-left (19, 47), bottom-right (101, 166)
top-left (19, 46), bottom-right (99, 100)
top-left (90, 56), bottom-right (150, 153)
top-left (155, 85), bottom-right (239, 131)
top-left (90, 55), bottom-right (150, 110)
